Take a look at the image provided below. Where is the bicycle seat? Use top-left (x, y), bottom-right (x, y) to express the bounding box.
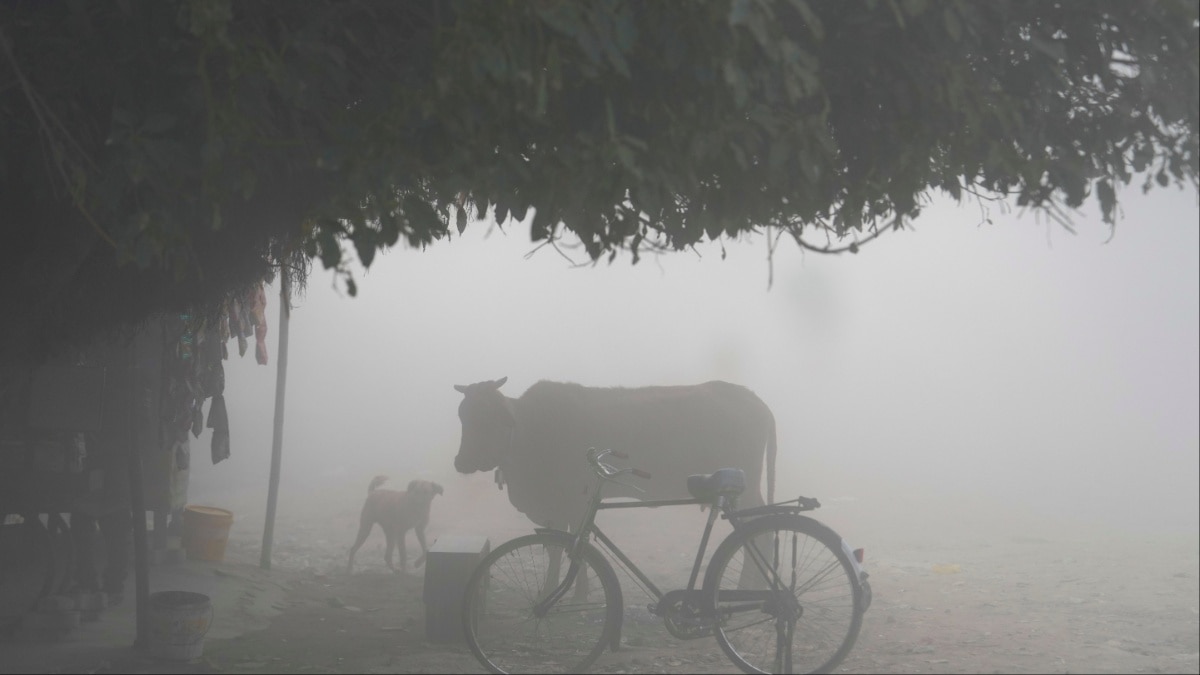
top-left (686, 469), bottom-right (746, 502)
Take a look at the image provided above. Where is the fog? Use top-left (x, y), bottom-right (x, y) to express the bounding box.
top-left (188, 186), bottom-right (1199, 550)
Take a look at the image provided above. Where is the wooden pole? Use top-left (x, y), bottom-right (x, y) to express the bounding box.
top-left (260, 269), bottom-right (291, 570)
top-left (127, 342), bottom-right (150, 648)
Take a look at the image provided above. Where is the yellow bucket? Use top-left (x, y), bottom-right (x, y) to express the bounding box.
top-left (181, 506), bottom-right (233, 562)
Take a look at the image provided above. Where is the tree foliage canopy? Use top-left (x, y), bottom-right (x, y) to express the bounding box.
top-left (2, 0), bottom-right (1197, 363)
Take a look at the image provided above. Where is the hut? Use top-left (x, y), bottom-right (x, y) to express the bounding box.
top-left (0, 286), bottom-right (269, 641)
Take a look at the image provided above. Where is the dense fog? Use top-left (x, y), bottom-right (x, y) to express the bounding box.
top-left (188, 186), bottom-right (1199, 546)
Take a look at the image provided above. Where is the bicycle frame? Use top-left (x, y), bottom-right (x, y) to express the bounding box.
top-left (533, 480), bottom-right (799, 621)
top-left (468, 451), bottom-right (866, 675)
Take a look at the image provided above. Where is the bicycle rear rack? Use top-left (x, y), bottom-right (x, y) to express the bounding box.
top-left (722, 495), bottom-right (821, 521)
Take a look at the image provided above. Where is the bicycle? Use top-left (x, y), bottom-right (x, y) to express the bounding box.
top-left (462, 448), bottom-right (872, 674)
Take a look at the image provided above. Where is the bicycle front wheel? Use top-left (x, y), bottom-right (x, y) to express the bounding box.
top-left (705, 515), bottom-right (863, 674)
top-left (462, 532), bottom-right (621, 674)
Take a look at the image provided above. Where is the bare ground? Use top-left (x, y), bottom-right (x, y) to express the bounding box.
top-left (5, 476), bottom-right (1197, 674)
top-left (200, 476), bottom-right (1200, 675)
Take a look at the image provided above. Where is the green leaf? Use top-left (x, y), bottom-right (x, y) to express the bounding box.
top-left (616, 144), bottom-right (639, 176)
top-left (536, 72), bottom-right (548, 116)
top-left (111, 107), bottom-right (135, 128)
top-left (236, 169), bottom-right (255, 200)
top-left (402, 194), bottom-right (443, 237)
top-left (787, 0), bottom-right (825, 40)
top-left (1096, 179), bottom-right (1116, 222)
top-left (378, 214), bottom-right (401, 247)
top-left (316, 226), bottom-right (342, 270)
top-left (530, 207), bottom-right (553, 241)
top-left (142, 113), bottom-right (177, 135)
top-left (943, 5), bottom-right (962, 43)
top-left (352, 226), bottom-right (376, 267)
top-left (728, 0), bottom-right (752, 27)
top-left (768, 140), bottom-right (788, 170)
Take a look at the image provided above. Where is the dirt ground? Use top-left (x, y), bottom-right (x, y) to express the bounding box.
top-left (5, 476), bottom-right (1198, 674)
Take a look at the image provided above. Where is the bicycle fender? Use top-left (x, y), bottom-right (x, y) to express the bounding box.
top-left (774, 517), bottom-right (871, 605)
top-left (702, 514), bottom-right (863, 597)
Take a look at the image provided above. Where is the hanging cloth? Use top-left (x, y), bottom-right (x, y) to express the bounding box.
top-left (249, 283), bottom-right (269, 366)
top-left (207, 393), bottom-right (230, 465)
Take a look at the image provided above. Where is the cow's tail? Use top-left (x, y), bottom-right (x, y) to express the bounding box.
top-left (766, 409), bottom-right (777, 505)
top-left (368, 475), bottom-right (388, 492)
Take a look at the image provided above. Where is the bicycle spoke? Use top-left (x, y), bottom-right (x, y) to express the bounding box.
top-left (708, 517), bottom-right (863, 674)
top-left (464, 534), bottom-right (617, 674)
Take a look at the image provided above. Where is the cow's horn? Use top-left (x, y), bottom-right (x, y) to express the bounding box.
top-left (454, 384), bottom-right (468, 393)
top-left (491, 376), bottom-right (508, 389)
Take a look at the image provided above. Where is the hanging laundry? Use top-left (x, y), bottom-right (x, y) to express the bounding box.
top-left (198, 322), bottom-right (224, 395)
top-left (207, 393), bottom-right (230, 464)
top-left (227, 298), bottom-right (249, 357)
top-left (178, 313), bottom-right (195, 362)
top-left (174, 438), bottom-right (190, 471)
top-left (191, 398), bottom-right (204, 438)
top-left (239, 296), bottom-right (254, 342)
top-left (249, 282), bottom-right (269, 366)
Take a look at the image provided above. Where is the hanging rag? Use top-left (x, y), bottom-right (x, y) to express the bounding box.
top-left (191, 398), bottom-right (204, 438)
top-left (175, 438), bottom-right (191, 471)
top-left (250, 283), bottom-right (269, 365)
top-left (207, 393), bottom-right (230, 464)
top-left (228, 299), bottom-right (249, 357)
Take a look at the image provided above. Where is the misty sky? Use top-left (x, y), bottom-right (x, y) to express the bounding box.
top-left (189, 185), bottom-right (1199, 536)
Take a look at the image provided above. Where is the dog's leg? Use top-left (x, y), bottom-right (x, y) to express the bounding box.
top-left (413, 525), bottom-right (429, 569)
top-left (396, 528), bottom-right (408, 573)
top-left (383, 527), bottom-right (398, 573)
top-left (347, 510), bottom-right (374, 575)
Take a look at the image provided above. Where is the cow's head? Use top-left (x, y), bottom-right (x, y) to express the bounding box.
top-left (453, 377), bottom-right (515, 473)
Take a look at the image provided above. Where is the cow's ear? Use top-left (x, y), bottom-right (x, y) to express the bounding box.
top-left (454, 384), bottom-right (468, 394)
top-left (491, 376), bottom-right (508, 389)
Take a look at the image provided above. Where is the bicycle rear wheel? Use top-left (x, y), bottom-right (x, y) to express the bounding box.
top-left (463, 532), bottom-right (621, 674)
top-left (705, 515), bottom-right (863, 674)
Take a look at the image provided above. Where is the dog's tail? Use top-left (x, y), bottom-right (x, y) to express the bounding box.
top-left (368, 475), bottom-right (388, 492)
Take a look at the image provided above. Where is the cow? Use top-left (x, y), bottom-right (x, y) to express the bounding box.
top-left (452, 377), bottom-right (778, 532)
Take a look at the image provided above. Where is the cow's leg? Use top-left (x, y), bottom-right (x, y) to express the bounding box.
top-left (545, 521), bottom-right (564, 596)
top-left (542, 516), bottom-right (573, 600)
top-left (737, 489), bottom-right (771, 590)
top-left (569, 523), bottom-right (591, 601)
top-left (539, 521), bottom-right (592, 601)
